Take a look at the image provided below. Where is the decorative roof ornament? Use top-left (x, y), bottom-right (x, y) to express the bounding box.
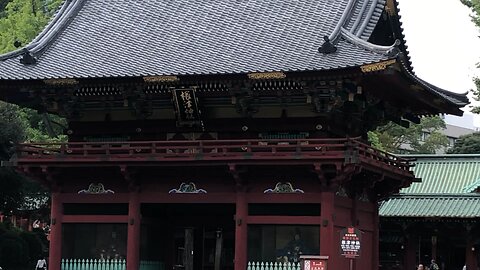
top-left (20, 48), bottom-right (37, 65)
top-left (318, 36), bottom-right (337, 54)
top-left (336, 186), bottom-right (348, 197)
top-left (78, 183), bottom-right (114, 194)
top-left (387, 39), bottom-right (402, 57)
top-left (13, 40), bottom-right (22, 48)
top-left (264, 182), bottom-right (304, 193)
top-left (169, 182), bottom-right (207, 194)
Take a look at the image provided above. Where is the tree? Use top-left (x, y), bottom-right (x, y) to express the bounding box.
top-left (461, 0), bottom-right (480, 112)
top-left (368, 116), bottom-right (449, 154)
top-left (461, 0), bottom-right (480, 28)
top-left (0, 0), bottom-right (63, 53)
top-left (0, 101), bottom-right (65, 214)
top-left (447, 132), bottom-right (480, 154)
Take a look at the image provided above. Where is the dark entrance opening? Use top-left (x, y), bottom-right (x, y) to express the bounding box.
top-left (141, 203), bottom-right (235, 270)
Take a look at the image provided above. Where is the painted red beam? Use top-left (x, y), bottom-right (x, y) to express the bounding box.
top-left (246, 193), bottom-right (322, 203)
top-left (246, 215), bottom-right (322, 225)
top-left (60, 193), bottom-right (129, 203)
top-left (62, 215), bottom-right (128, 223)
top-left (140, 192), bottom-right (236, 203)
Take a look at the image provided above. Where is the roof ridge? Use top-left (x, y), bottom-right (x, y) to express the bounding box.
top-left (394, 193), bottom-right (480, 198)
top-left (0, 0), bottom-right (84, 62)
top-left (329, 0), bottom-right (357, 42)
top-left (400, 154), bottom-right (480, 158)
top-left (462, 178), bottom-right (480, 193)
top-left (350, 0), bottom-right (371, 35)
top-left (354, 0), bottom-right (379, 37)
top-left (340, 27), bottom-right (399, 55)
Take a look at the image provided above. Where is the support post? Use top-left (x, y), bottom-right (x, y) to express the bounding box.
top-left (372, 206), bottom-right (379, 270)
top-left (466, 236), bottom-right (477, 270)
top-left (404, 234), bottom-right (416, 270)
top-left (431, 235), bottom-right (437, 261)
top-left (234, 189), bottom-right (247, 270)
top-left (49, 192), bottom-right (63, 270)
top-left (320, 191), bottom-right (335, 263)
top-left (127, 191), bottom-right (141, 270)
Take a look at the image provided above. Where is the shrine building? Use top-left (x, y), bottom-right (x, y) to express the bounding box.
top-left (380, 154), bottom-right (480, 270)
top-left (0, 0), bottom-right (468, 270)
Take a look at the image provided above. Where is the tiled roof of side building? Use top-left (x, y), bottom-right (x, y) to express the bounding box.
top-left (380, 155), bottom-right (480, 218)
top-left (401, 154), bottom-right (480, 194)
top-left (0, 0), bottom-right (392, 80)
top-left (380, 194), bottom-right (480, 218)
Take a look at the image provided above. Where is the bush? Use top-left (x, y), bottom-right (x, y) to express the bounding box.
top-left (0, 230), bottom-right (29, 268)
top-left (0, 224), bottom-right (45, 269)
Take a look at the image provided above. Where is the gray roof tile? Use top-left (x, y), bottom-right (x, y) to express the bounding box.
top-left (0, 0), bottom-right (390, 79)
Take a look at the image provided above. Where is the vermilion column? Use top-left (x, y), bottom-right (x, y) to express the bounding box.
top-left (234, 190), bottom-right (247, 270)
top-left (372, 206), bottom-right (379, 270)
top-left (127, 191), bottom-right (141, 270)
top-left (466, 236), bottom-right (477, 270)
top-left (320, 191), bottom-right (335, 262)
top-left (403, 232), bottom-right (416, 269)
top-left (49, 192), bottom-right (63, 270)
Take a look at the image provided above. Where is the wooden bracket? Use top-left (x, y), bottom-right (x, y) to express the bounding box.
top-left (228, 163), bottom-right (247, 192)
top-left (120, 165), bottom-right (139, 192)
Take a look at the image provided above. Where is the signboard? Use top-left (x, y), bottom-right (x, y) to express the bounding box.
top-left (172, 88), bottom-right (201, 125)
top-left (340, 227), bottom-right (361, 258)
top-left (300, 255), bottom-right (328, 270)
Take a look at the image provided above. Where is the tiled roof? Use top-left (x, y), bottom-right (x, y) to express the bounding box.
top-left (380, 155), bottom-right (480, 218)
top-left (403, 155), bottom-right (480, 194)
top-left (0, 0), bottom-right (394, 80)
top-left (380, 194), bottom-right (480, 218)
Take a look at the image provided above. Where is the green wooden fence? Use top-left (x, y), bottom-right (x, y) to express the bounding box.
top-left (247, 261), bottom-right (301, 270)
top-left (61, 259), bottom-right (164, 270)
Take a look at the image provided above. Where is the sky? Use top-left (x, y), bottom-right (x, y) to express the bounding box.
top-left (397, 0), bottom-right (480, 128)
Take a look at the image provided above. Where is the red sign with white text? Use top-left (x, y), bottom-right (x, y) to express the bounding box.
top-left (301, 257), bottom-right (328, 270)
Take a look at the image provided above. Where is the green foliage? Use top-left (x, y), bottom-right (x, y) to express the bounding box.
top-left (0, 0), bottom-right (66, 216)
top-left (0, 229), bottom-right (29, 268)
top-left (368, 116), bottom-right (449, 154)
top-left (0, 0), bottom-right (64, 54)
top-left (447, 132), bottom-right (480, 154)
top-left (471, 77), bottom-right (480, 114)
top-left (0, 223), bottom-right (45, 269)
top-left (462, 0), bottom-right (480, 113)
top-left (0, 102), bottom-right (63, 213)
top-left (0, 101), bottom-right (26, 159)
top-left (461, 0), bottom-right (480, 28)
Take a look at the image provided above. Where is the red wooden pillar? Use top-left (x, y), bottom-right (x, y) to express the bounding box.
top-left (404, 235), bottom-right (416, 270)
top-left (49, 192), bottom-right (63, 270)
top-left (320, 191), bottom-right (335, 260)
top-left (372, 206), bottom-right (379, 270)
top-left (127, 191), bottom-right (141, 270)
top-left (431, 235), bottom-right (437, 261)
top-left (466, 236), bottom-right (477, 270)
top-left (234, 190), bottom-right (247, 270)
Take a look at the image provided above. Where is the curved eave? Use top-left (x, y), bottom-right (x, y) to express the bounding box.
top-left (386, 0), bottom-right (414, 71)
top-left (396, 55), bottom-right (469, 114)
top-left (0, 0), bottom-right (84, 61)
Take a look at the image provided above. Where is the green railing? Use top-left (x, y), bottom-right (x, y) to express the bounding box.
top-left (247, 261), bottom-right (301, 270)
top-left (61, 259), bottom-right (164, 270)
